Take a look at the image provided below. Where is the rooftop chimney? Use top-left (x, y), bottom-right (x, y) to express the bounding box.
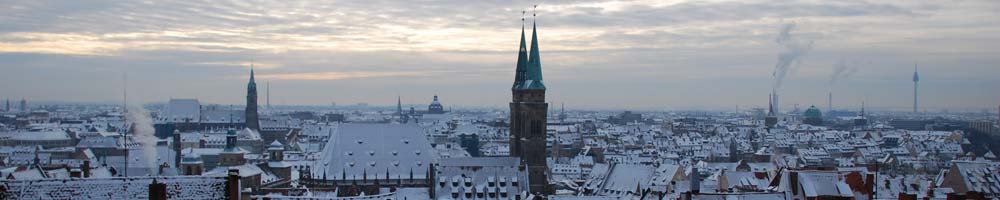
top-left (83, 160), bottom-right (91, 178)
top-left (691, 167), bottom-right (700, 194)
top-left (149, 179), bottom-right (167, 200)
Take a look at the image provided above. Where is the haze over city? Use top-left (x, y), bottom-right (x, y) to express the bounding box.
top-left (5, 1), bottom-right (1000, 200)
top-left (2, 0), bottom-right (998, 110)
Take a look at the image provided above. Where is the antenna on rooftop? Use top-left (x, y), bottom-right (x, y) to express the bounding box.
top-left (121, 71), bottom-right (129, 177)
top-left (123, 72), bottom-right (128, 115)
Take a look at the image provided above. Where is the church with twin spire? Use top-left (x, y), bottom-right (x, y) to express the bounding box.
top-left (509, 12), bottom-right (552, 195)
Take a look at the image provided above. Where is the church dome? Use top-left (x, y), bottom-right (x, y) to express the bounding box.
top-left (428, 95), bottom-right (445, 114)
top-left (804, 106), bottom-right (822, 119)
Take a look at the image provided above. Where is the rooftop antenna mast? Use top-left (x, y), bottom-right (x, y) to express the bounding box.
top-left (122, 72), bottom-right (129, 177)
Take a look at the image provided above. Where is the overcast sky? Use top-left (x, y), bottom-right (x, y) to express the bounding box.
top-left (1, 0), bottom-right (998, 111)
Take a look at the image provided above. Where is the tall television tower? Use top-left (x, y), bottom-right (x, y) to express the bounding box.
top-left (912, 64), bottom-right (919, 113)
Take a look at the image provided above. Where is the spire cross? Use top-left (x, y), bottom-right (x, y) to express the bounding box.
top-left (533, 4), bottom-right (538, 17)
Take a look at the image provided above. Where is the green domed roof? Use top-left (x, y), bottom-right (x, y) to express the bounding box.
top-left (804, 106), bottom-right (822, 118)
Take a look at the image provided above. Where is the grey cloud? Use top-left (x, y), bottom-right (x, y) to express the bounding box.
top-left (1, 0), bottom-right (999, 110)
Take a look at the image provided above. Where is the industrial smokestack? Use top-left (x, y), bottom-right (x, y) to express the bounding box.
top-left (828, 92), bottom-right (833, 112)
top-left (772, 91), bottom-right (780, 114)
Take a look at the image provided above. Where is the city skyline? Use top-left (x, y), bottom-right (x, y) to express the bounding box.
top-left (2, 0), bottom-right (999, 110)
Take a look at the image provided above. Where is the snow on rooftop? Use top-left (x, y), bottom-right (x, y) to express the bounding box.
top-left (161, 99), bottom-right (200, 123)
top-left (317, 123), bottom-right (433, 180)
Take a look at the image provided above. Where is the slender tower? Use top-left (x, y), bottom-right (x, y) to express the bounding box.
top-left (912, 64), bottom-right (919, 113)
top-left (397, 96), bottom-right (403, 115)
top-left (828, 92), bottom-right (833, 112)
top-left (5, 98), bottom-right (9, 112)
top-left (509, 7), bottom-right (551, 195)
top-left (771, 88), bottom-right (779, 115)
top-left (266, 81), bottom-right (271, 110)
top-left (246, 64), bottom-right (260, 131)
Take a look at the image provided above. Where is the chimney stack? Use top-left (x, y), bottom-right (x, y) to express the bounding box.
top-left (865, 173), bottom-right (876, 199)
top-left (790, 171), bottom-right (799, 195)
top-left (149, 179), bottom-right (167, 200)
top-left (226, 168), bottom-right (241, 200)
top-left (690, 167), bottom-right (700, 194)
top-left (83, 160), bottom-right (91, 178)
top-left (173, 130), bottom-right (181, 168)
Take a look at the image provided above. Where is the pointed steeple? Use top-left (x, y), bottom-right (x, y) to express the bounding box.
top-left (397, 96), bottom-right (403, 115)
top-left (248, 62), bottom-right (257, 90)
top-left (512, 14), bottom-right (529, 90)
top-left (523, 14), bottom-right (546, 90)
top-left (246, 61), bottom-right (260, 131)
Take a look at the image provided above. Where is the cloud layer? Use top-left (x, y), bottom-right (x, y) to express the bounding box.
top-left (1, 0), bottom-right (999, 110)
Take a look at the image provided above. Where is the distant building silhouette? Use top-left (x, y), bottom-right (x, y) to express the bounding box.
top-left (19, 98), bottom-right (27, 112)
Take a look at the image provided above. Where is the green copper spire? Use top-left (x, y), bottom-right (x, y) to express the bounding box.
top-left (523, 19), bottom-right (545, 90)
top-left (512, 21), bottom-right (529, 90)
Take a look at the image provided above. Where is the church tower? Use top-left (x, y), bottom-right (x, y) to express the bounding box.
top-left (509, 13), bottom-right (551, 195)
top-left (246, 65), bottom-right (260, 131)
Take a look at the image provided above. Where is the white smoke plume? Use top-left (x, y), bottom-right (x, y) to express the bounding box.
top-left (772, 22), bottom-right (815, 90)
top-left (126, 105), bottom-right (160, 175)
top-left (829, 57), bottom-right (861, 84)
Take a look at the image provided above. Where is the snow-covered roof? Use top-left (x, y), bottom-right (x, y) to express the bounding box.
top-left (317, 123), bottom-right (433, 181)
top-left (161, 99), bottom-right (200, 123)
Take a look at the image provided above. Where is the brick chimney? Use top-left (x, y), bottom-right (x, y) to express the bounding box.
top-left (82, 160), bottom-right (91, 178)
top-left (690, 167), bottom-right (700, 194)
top-left (790, 171), bottom-right (799, 196)
top-left (149, 179), bottom-right (167, 200)
top-left (172, 130), bottom-right (181, 168)
top-left (226, 168), bottom-right (241, 200)
top-left (865, 173), bottom-right (876, 199)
